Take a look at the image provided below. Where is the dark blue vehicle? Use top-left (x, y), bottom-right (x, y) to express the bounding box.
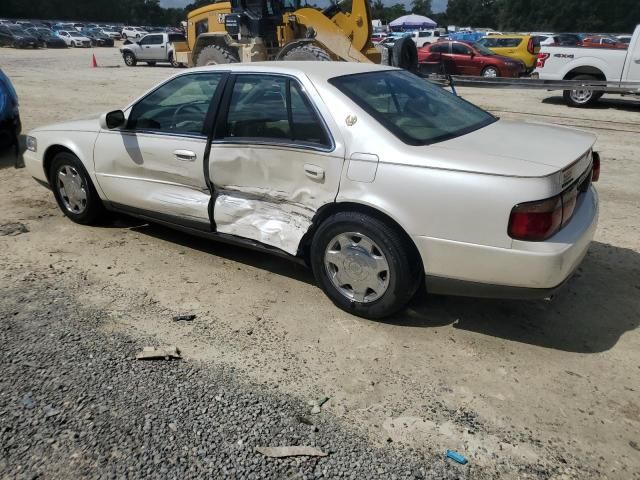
top-left (0, 69), bottom-right (21, 158)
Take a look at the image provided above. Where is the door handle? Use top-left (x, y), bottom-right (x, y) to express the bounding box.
top-left (304, 164), bottom-right (325, 180)
top-left (173, 149), bottom-right (196, 161)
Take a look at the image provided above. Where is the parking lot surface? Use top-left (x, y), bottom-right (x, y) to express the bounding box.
top-left (1, 46), bottom-right (639, 478)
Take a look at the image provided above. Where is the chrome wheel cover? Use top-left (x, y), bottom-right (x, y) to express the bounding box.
top-left (483, 68), bottom-right (498, 78)
top-left (570, 88), bottom-right (593, 104)
top-left (324, 232), bottom-right (390, 303)
top-left (57, 165), bottom-right (87, 214)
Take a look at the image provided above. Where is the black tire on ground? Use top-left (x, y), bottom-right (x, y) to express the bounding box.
top-left (391, 37), bottom-right (418, 72)
top-left (310, 211), bottom-right (422, 320)
top-left (123, 52), bottom-right (136, 66)
top-left (280, 44), bottom-right (331, 61)
top-left (49, 152), bottom-right (105, 225)
top-left (563, 74), bottom-right (604, 108)
top-left (195, 44), bottom-right (238, 66)
top-left (146, 61), bottom-right (156, 66)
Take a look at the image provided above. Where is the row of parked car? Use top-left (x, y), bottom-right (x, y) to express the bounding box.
top-left (405, 30), bottom-right (633, 78)
top-left (0, 19), bottom-right (182, 49)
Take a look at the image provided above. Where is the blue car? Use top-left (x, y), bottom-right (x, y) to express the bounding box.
top-left (0, 69), bottom-right (20, 156)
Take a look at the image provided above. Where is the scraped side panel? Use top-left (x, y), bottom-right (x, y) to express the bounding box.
top-left (214, 191), bottom-right (314, 255)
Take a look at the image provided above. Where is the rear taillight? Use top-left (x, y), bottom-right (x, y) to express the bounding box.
top-left (527, 38), bottom-right (535, 54)
top-left (592, 152), bottom-right (600, 182)
top-left (508, 196), bottom-right (562, 242)
top-left (536, 52), bottom-right (550, 68)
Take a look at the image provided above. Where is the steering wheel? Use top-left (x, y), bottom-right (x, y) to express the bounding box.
top-left (171, 103), bottom-right (205, 130)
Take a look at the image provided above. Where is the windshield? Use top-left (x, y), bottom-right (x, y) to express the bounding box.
top-left (473, 43), bottom-right (495, 56)
top-left (329, 70), bottom-right (496, 146)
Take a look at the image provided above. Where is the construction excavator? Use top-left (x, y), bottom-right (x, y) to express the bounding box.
top-left (173, 0), bottom-right (417, 70)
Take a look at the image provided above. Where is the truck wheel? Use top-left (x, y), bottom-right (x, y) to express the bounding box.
top-left (310, 211), bottom-right (422, 320)
top-left (123, 52), bottom-right (136, 66)
top-left (563, 75), bottom-right (604, 108)
top-left (195, 44), bottom-right (238, 66)
top-left (280, 44), bottom-right (331, 61)
top-left (391, 37), bottom-right (418, 72)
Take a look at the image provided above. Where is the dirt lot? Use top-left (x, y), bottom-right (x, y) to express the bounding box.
top-left (1, 46), bottom-right (639, 478)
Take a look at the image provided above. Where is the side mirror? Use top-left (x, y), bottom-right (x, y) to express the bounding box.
top-left (99, 110), bottom-right (126, 130)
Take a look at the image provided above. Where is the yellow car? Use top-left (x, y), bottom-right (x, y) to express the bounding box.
top-left (477, 35), bottom-right (541, 71)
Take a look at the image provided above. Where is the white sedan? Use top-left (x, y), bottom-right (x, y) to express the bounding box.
top-left (24, 62), bottom-right (600, 319)
top-left (56, 30), bottom-right (91, 48)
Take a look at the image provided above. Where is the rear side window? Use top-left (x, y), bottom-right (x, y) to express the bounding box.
top-left (497, 38), bottom-right (523, 48)
top-left (128, 73), bottom-right (223, 134)
top-left (218, 74), bottom-right (331, 148)
top-left (168, 33), bottom-right (186, 42)
top-left (429, 42), bottom-right (449, 53)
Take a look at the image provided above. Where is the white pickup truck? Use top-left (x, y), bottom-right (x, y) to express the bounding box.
top-left (535, 25), bottom-right (640, 107)
top-left (120, 32), bottom-right (188, 68)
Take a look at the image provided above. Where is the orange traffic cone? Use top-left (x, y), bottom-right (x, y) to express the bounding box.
top-left (91, 54), bottom-right (98, 68)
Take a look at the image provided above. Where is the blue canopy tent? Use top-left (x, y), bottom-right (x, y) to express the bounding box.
top-left (389, 14), bottom-right (437, 31)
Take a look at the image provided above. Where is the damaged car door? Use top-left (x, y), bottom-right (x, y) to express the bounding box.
top-left (209, 73), bottom-right (344, 255)
top-left (93, 72), bottom-right (225, 226)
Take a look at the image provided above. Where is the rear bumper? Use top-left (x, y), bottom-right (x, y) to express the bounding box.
top-left (415, 187), bottom-right (599, 298)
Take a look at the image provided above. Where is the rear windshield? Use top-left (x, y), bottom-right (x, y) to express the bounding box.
top-left (479, 37), bottom-right (523, 48)
top-left (329, 70), bottom-right (496, 146)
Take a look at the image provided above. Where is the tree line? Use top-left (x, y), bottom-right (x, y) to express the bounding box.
top-left (1, 0), bottom-right (638, 32)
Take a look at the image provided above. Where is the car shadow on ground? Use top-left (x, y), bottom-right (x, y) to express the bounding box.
top-left (393, 241), bottom-right (639, 354)
top-left (542, 95), bottom-right (640, 111)
top-left (117, 219), bottom-right (638, 354)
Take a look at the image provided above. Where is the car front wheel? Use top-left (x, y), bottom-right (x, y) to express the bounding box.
top-left (482, 66), bottom-right (500, 77)
top-left (50, 152), bottom-right (104, 225)
top-left (310, 211), bottom-right (422, 319)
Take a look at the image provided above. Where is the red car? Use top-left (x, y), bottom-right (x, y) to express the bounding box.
top-left (418, 41), bottom-right (525, 77)
top-left (581, 36), bottom-right (628, 49)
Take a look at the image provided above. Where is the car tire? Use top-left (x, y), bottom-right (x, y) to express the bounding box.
top-left (49, 152), bottom-right (104, 225)
top-left (310, 211), bottom-right (422, 319)
top-left (391, 37), bottom-right (418, 72)
top-left (280, 44), bottom-right (331, 61)
top-left (563, 74), bottom-right (604, 108)
top-left (482, 66), bottom-right (500, 77)
top-left (195, 44), bottom-right (239, 66)
top-left (123, 52), bottom-right (137, 66)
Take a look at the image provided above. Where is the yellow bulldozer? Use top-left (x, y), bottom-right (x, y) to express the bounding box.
top-left (173, 0), bottom-right (417, 70)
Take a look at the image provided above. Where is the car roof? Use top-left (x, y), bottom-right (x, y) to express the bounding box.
top-left (188, 61), bottom-right (399, 83)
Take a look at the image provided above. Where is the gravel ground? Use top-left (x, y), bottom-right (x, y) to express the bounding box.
top-left (0, 264), bottom-right (467, 480)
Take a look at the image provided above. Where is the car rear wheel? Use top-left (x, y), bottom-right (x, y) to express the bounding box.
top-left (169, 53), bottom-right (180, 68)
top-left (482, 66), bottom-right (500, 78)
top-left (310, 211), bottom-right (422, 319)
top-left (563, 74), bottom-right (604, 108)
top-left (123, 52), bottom-right (136, 66)
top-left (50, 152), bottom-right (104, 225)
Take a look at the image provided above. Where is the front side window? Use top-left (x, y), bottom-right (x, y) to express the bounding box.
top-left (330, 70), bottom-right (496, 146)
top-left (141, 34), bottom-right (162, 45)
top-left (128, 73), bottom-right (223, 135)
top-left (218, 74), bottom-right (331, 148)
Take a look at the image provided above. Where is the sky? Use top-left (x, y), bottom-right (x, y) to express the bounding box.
top-left (159, 0), bottom-right (448, 13)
